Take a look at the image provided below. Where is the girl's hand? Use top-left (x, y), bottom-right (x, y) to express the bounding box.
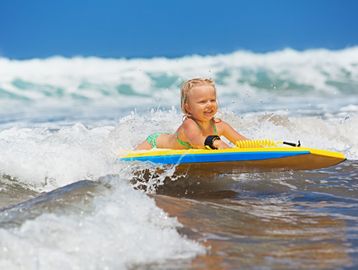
top-left (213, 139), bottom-right (230, 149)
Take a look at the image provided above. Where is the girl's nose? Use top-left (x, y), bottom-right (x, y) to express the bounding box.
top-left (206, 100), bottom-right (214, 107)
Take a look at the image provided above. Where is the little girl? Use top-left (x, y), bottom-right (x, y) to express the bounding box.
top-left (136, 78), bottom-right (248, 150)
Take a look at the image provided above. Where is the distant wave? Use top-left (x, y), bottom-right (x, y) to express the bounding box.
top-left (1, 47), bottom-right (357, 105)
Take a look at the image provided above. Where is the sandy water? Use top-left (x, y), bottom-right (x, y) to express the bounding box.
top-left (1, 160), bottom-right (357, 269)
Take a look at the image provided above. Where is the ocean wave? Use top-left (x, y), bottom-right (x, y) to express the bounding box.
top-left (0, 47), bottom-right (357, 107)
top-left (0, 178), bottom-right (204, 269)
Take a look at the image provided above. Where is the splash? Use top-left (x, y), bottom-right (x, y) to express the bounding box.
top-left (0, 177), bottom-right (204, 269)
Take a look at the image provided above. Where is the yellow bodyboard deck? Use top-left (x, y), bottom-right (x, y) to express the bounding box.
top-left (120, 140), bottom-right (346, 173)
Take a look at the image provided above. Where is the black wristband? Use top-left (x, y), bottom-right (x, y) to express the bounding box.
top-left (204, 135), bottom-right (221, 149)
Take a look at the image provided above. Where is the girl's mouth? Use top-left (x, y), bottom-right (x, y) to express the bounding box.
top-left (204, 110), bottom-right (214, 117)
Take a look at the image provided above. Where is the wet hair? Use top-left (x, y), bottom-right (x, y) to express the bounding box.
top-left (180, 78), bottom-right (216, 115)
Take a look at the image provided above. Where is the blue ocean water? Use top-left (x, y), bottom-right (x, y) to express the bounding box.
top-left (0, 48), bottom-right (357, 269)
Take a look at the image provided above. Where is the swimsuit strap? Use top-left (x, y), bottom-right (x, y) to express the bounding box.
top-left (175, 132), bottom-right (193, 149)
top-left (211, 119), bottom-right (218, 135)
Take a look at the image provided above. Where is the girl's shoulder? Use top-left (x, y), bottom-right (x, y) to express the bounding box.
top-left (181, 117), bottom-right (200, 130)
top-left (176, 118), bottom-right (202, 140)
top-left (181, 117), bottom-right (226, 128)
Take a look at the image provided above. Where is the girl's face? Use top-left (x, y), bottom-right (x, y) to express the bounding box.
top-left (184, 84), bottom-right (218, 121)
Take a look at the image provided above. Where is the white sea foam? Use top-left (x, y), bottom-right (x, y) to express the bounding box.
top-left (0, 178), bottom-right (204, 269)
top-left (0, 47), bottom-right (357, 109)
top-left (0, 123), bottom-right (126, 190)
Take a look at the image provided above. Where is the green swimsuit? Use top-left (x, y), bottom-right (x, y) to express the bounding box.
top-left (145, 132), bottom-right (162, 148)
top-left (146, 119), bottom-right (218, 149)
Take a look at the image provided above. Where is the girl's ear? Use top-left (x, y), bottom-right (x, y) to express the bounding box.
top-left (184, 102), bottom-right (190, 114)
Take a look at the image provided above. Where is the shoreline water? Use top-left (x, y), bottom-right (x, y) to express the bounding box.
top-left (1, 160), bottom-right (357, 269)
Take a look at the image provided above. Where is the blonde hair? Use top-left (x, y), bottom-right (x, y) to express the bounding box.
top-left (180, 78), bottom-right (216, 115)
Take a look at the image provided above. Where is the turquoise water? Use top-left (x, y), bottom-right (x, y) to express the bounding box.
top-left (0, 48), bottom-right (357, 269)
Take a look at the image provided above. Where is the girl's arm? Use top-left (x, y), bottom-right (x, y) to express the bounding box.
top-left (220, 120), bottom-right (248, 144)
top-left (182, 119), bottom-right (230, 149)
